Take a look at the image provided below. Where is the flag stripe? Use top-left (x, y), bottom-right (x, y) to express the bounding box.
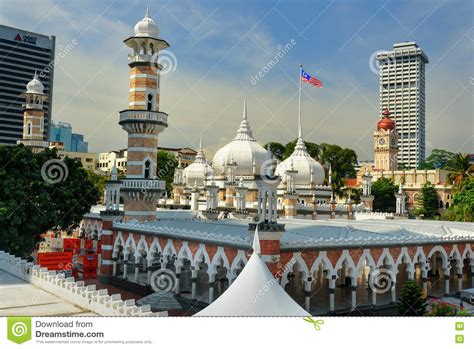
top-left (301, 68), bottom-right (323, 88)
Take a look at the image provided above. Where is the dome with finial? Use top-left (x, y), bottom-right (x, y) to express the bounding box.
top-left (377, 108), bottom-right (396, 131)
top-left (26, 71), bottom-right (44, 94)
top-left (183, 137), bottom-right (214, 186)
top-left (212, 100), bottom-right (268, 176)
top-left (133, 5), bottom-right (160, 38)
top-left (275, 105), bottom-right (324, 185)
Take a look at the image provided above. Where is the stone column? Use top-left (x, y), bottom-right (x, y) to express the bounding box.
top-left (391, 281), bottom-right (397, 303)
top-left (208, 274), bottom-right (216, 304)
top-left (146, 259), bottom-right (153, 284)
top-left (112, 257), bottom-right (117, 276)
top-left (350, 285), bottom-right (357, 311)
top-left (457, 273), bottom-right (463, 293)
top-left (328, 279), bottom-right (336, 314)
top-left (304, 278), bottom-right (312, 312)
top-left (191, 269), bottom-right (198, 299)
top-left (134, 257), bottom-right (140, 282)
top-left (444, 273), bottom-right (450, 295)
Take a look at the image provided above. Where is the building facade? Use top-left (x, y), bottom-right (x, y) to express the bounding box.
top-left (49, 121), bottom-right (88, 152)
top-left (0, 25), bottom-right (55, 146)
top-left (376, 42), bottom-right (428, 169)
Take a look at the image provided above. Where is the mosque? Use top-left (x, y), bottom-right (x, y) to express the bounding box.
top-left (17, 9), bottom-right (474, 315)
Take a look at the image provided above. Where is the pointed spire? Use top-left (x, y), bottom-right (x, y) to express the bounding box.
top-left (145, 4), bottom-right (150, 18)
top-left (234, 99), bottom-right (255, 141)
top-left (252, 225), bottom-right (261, 255)
top-left (111, 159), bottom-right (118, 181)
top-left (398, 181), bottom-right (403, 194)
top-left (199, 135), bottom-right (202, 150)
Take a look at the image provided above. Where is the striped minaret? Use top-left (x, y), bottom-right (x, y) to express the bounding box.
top-left (17, 72), bottom-right (49, 153)
top-left (119, 7), bottom-right (169, 222)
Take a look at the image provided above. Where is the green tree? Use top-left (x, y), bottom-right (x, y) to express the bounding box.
top-left (444, 178), bottom-right (474, 222)
top-left (264, 142), bottom-right (285, 160)
top-left (372, 177), bottom-right (397, 212)
top-left (397, 280), bottom-right (427, 316)
top-left (444, 153), bottom-right (471, 190)
top-left (86, 170), bottom-right (109, 202)
top-left (418, 149), bottom-right (456, 170)
top-left (414, 182), bottom-right (440, 219)
top-left (0, 145), bottom-right (100, 257)
top-left (156, 150), bottom-right (178, 195)
top-left (282, 139), bottom-right (320, 160)
top-left (319, 144), bottom-right (358, 196)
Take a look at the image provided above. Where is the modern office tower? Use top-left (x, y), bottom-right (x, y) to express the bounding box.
top-left (0, 25), bottom-right (55, 146)
top-left (376, 42), bottom-right (428, 169)
top-left (49, 121), bottom-right (88, 152)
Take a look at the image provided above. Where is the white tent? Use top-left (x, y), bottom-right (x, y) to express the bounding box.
top-left (194, 227), bottom-right (310, 316)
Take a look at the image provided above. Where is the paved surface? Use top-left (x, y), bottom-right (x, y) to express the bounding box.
top-left (0, 270), bottom-right (97, 316)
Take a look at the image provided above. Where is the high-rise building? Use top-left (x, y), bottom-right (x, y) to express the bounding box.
top-left (376, 42), bottom-right (428, 169)
top-left (0, 25), bottom-right (55, 146)
top-left (49, 121), bottom-right (88, 152)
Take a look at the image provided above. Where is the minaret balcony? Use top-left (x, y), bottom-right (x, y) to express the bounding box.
top-left (17, 139), bottom-right (49, 148)
top-left (119, 110), bottom-right (168, 127)
top-left (121, 178), bottom-right (165, 192)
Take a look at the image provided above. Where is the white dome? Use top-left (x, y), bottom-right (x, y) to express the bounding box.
top-left (133, 7), bottom-right (160, 38)
top-left (212, 101), bottom-right (268, 176)
top-left (26, 72), bottom-right (44, 94)
top-left (275, 138), bottom-right (325, 185)
top-left (183, 144), bottom-right (214, 186)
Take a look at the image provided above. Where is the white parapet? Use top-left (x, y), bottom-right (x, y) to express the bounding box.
top-left (354, 212), bottom-right (395, 220)
top-left (0, 251), bottom-right (167, 317)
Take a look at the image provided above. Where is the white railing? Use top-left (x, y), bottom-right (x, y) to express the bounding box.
top-left (120, 110), bottom-right (168, 124)
top-left (122, 178), bottom-right (165, 190)
top-left (17, 139), bottom-right (49, 148)
top-left (0, 251), bottom-right (165, 317)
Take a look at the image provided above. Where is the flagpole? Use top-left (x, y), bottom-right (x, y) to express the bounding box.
top-left (298, 64), bottom-right (303, 139)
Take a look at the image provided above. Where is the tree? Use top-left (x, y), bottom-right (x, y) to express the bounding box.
top-left (0, 145), bottom-right (100, 257)
top-left (319, 144), bottom-right (358, 196)
top-left (156, 150), bottom-right (178, 196)
top-left (444, 178), bottom-right (474, 222)
top-left (263, 142), bottom-right (285, 160)
top-left (414, 182), bottom-right (440, 219)
top-left (86, 170), bottom-right (109, 202)
top-left (444, 153), bottom-right (471, 190)
top-left (371, 177), bottom-right (397, 212)
top-left (397, 280), bottom-right (427, 316)
top-left (418, 149), bottom-right (456, 170)
top-left (282, 139), bottom-right (320, 160)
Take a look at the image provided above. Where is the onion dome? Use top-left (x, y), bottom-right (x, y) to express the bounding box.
top-left (183, 138), bottom-right (214, 186)
top-left (133, 5), bottom-right (160, 38)
top-left (212, 100), bottom-right (268, 176)
top-left (377, 108), bottom-right (396, 131)
top-left (275, 107), bottom-right (324, 185)
top-left (26, 71), bottom-right (44, 94)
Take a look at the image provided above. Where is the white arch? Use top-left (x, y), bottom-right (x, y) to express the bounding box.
top-left (280, 253), bottom-right (310, 289)
top-left (229, 250), bottom-right (247, 278)
top-left (310, 251), bottom-right (336, 278)
top-left (135, 235), bottom-right (149, 258)
top-left (123, 234), bottom-right (137, 259)
top-left (353, 249), bottom-right (376, 277)
top-left (209, 247), bottom-right (231, 275)
top-left (176, 241), bottom-right (194, 269)
top-left (112, 231), bottom-right (125, 258)
top-left (162, 239), bottom-right (177, 260)
top-left (148, 237), bottom-right (163, 261)
top-left (376, 248), bottom-right (395, 267)
top-left (193, 244), bottom-right (211, 267)
top-left (427, 245), bottom-right (449, 270)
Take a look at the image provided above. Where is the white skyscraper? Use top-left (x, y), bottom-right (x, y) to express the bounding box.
top-left (376, 42), bottom-right (429, 169)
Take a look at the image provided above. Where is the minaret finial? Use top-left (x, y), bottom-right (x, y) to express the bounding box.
top-left (243, 98), bottom-right (247, 120)
top-left (252, 225), bottom-right (261, 255)
top-left (145, 4), bottom-right (150, 18)
top-left (199, 135), bottom-right (202, 150)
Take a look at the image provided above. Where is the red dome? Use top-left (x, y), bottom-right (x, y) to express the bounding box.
top-left (377, 108), bottom-right (395, 130)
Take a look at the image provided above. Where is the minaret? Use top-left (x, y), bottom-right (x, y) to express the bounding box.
top-left (17, 72), bottom-right (49, 153)
top-left (119, 8), bottom-right (170, 222)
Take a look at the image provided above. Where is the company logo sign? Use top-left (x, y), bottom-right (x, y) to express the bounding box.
top-left (14, 33), bottom-right (38, 45)
top-left (7, 317), bottom-right (32, 344)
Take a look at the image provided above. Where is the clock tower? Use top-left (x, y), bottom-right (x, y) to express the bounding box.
top-left (374, 108), bottom-right (399, 171)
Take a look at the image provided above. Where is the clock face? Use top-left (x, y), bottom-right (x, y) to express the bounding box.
top-left (379, 138), bottom-right (385, 145)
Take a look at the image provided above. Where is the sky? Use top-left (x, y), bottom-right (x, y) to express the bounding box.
top-left (1, 0), bottom-right (472, 161)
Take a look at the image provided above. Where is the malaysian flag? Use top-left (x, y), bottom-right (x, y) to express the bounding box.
top-left (301, 68), bottom-right (323, 88)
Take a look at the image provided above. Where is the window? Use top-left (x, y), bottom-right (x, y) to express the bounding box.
top-left (144, 159), bottom-right (151, 179)
top-left (26, 121), bottom-right (32, 136)
top-left (40, 117), bottom-right (44, 132)
top-left (147, 93), bottom-right (153, 111)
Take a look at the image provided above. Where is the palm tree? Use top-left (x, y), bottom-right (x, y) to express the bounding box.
top-left (444, 153), bottom-right (471, 189)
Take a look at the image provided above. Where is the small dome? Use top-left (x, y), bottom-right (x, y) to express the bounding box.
top-left (183, 143), bottom-right (214, 186)
top-left (26, 71), bottom-right (44, 94)
top-left (275, 138), bottom-right (325, 185)
top-left (212, 101), bottom-right (268, 176)
top-left (377, 108), bottom-right (395, 130)
top-left (133, 7), bottom-right (160, 38)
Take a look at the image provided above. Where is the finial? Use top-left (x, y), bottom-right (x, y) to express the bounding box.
top-left (34, 70), bottom-right (38, 79)
top-left (199, 136), bottom-right (202, 150)
top-left (252, 225), bottom-right (261, 255)
top-left (145, 4), bottom-right (150, 18)
top-left (242, 98), bottom-right (247, 120)
top-left (398, 181), bottom-right (403, 194)
top-left (111, 159), bottom-right (118, 181)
